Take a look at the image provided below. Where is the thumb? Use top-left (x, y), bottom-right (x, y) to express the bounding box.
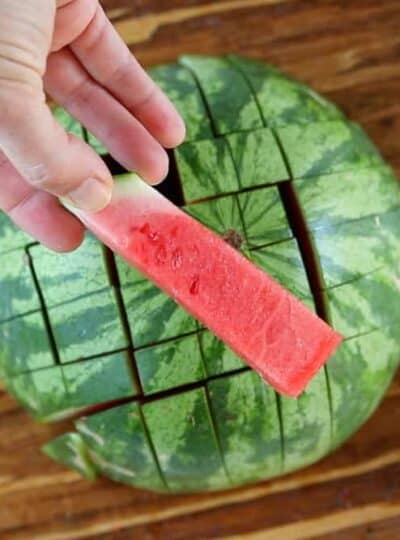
top-left (0, 0), bottom-right (112, 212)
top-left (0, 96), bottom-right (113, 212)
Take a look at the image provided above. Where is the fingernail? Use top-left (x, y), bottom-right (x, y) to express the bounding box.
top-left (66, 178), bottom-right (112, 213)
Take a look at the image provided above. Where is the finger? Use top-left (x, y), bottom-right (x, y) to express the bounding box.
top-left (0, 81), bottom-right (113, 212)
top-left (45, 48), bottom-right (169, 184)
top-left (69, 3), bottom-right (185, 148)
top-left (52, 0), bottom-right (97, 52)
top-left (0, 152), bottom-right (84, 252)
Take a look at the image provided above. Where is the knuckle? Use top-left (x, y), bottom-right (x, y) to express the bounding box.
top-left (22, 163), bottom-right (55, 190)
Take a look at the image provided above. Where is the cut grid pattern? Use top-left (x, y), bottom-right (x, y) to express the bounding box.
top-left (2, 56), bottom-right (399, 492)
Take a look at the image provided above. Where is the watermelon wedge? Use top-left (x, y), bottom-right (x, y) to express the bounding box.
top-left (65, 174), bottom-right (342, 397)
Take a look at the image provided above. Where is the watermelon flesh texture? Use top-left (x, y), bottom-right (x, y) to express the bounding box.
top-left (66, 174), bottom-right (342, 397)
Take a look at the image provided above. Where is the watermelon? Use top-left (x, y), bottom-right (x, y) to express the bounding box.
top-left (42, 432), bottom-right (98, 480)
top-left (65, 174), bottom-right (341, 398)
top-left (1, 55), bottom-right (399, 494)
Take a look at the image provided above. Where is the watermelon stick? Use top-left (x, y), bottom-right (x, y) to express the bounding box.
top-left (63, 174), bottom-right (342, 397)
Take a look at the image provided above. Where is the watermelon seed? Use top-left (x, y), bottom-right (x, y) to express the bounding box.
top-left (222, 229), bottom-right (244, 250)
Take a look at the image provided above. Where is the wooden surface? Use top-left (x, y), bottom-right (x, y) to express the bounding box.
top-left (1, 1), bottom-right (400, 538)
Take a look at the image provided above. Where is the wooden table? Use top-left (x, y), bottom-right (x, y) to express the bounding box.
top-left (1, 1), bottom-right (400, 538)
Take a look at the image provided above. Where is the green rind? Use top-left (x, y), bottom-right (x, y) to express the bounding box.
top-left (49, 289), bottom-right (128, 363)
top-left (280, 369), bottom-right (331, 474)
top-left (8, 352), bottom-right (137, 421)
top-left (179, 55), bottom-right (263, 134)
top-left (238, 187), bottom-right (292, 247)
top-left (76, 403), bottom-right (166, 491)
top-left (0, 312), bottom-right (55, 377)
top-left (143, 388), bottom-right (231, 492)
top-left (227, 128), bottom-right (289, 188)
top-left (7, 366), bottom-right (68, 421)
top-left (31, 235), bottom-right (109, 308)
top-left (184, 195), bottom-right (246, 241)
top-left (228, 55), bottom-right (343, 127)
top-left (328, 268), bottom-right (400, 339)
top-left (122, 282), bottom-right (197, 348)
top-left (250, 238), bottom-right (312, 299)
top-left (136, 335), bottom-right (205, 394)
top-left (175, 138), bottom-right (240, 202)
top-left (294, 167), bottom-right (400, 230)
top-left (115, 255), bottom-right (146, 288)
top-left (312, 208), bottom-right (400, 288)
top-left (199, 331), bottom-right (245, 377)
top-left (277, 121), bottom-right (384, 178)
top-left (0, 249), bottom-right (40, 323)
top-left (42, 432), bottom-right (98, 480)
top-left (208, 370), bottom-right (282, 485)
top-left (149, 63), bottom-right (213, 141)
top-left (63, 352), bottom-right (137, 407)
top-left (328, 329), bottom-right (399, 449)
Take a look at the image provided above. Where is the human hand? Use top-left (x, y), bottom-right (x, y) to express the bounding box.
top-left (0, 0), bottom-right (185, 251)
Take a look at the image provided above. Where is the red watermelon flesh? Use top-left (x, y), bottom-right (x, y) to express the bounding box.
top-left (66, 174), bottom-right (342, 397)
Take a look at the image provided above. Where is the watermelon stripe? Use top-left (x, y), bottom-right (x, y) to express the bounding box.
top-left (280, 369), bottom-right (331, 474)
top-left (198, 330), bottom-right (246, 377)
top-left (227, 55), bottom-right (343, 128)
top-left (97, 246), bottom-right (144, 397)
top-left (294, 167), bottom-right (400, 231)
top-left (179, 55), bottom-right (263, 136)
top-left (0, 248), bottom-right (41, 324)
top-left (42, 432), bottom-right (98, 480)
top-left (76, 402), bottom-right (168, 491)
top-left (0, 311), bottom-right (55, 378)
top-left (327, 329), bottom-right (399, 449)
top-left (250, 238), bottom-right (312, 300)
top-left (327, 268), bottom-right (400, 340)
top-left (137, 403), bottom-right (170, 490)
top-left (6, 349), bottom-right (138, 422)
top-left (204, 385), bottom-right (234, 485)
top-left (226, 127), bottom-right (290, 189)
top-left (48, 288), bottom-right (129, 364)
top-left (175, 138), bottom-right (240, 203)
top-left (177, 58), bottom-right (218, 137)
top-left (311, 208), bottom-right (400, 289)
top-left (142, 387), bottom-right (231, 491)
top-left (26, 248), bottom-right (61, 365)
top-left (135, 334), bottom-right (206, 395)
top-left (30, 235), bottom-right (111, 309)
top-left (207, 371), bottom-right (283, 485)
top-left (277, 121), bottom-right (384, 179)
top-left (149, 63), bottom-right (213, 142)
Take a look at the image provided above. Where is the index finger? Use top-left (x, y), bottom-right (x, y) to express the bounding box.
top-left (68, 4), bottom-right (186, 148)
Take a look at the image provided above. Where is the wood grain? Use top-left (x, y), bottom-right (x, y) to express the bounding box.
top-left (1, 1), bottom-right (400, 538)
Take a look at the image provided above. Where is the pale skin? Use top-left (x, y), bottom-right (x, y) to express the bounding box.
top-left (0, 0), bottom-right (186, 252)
